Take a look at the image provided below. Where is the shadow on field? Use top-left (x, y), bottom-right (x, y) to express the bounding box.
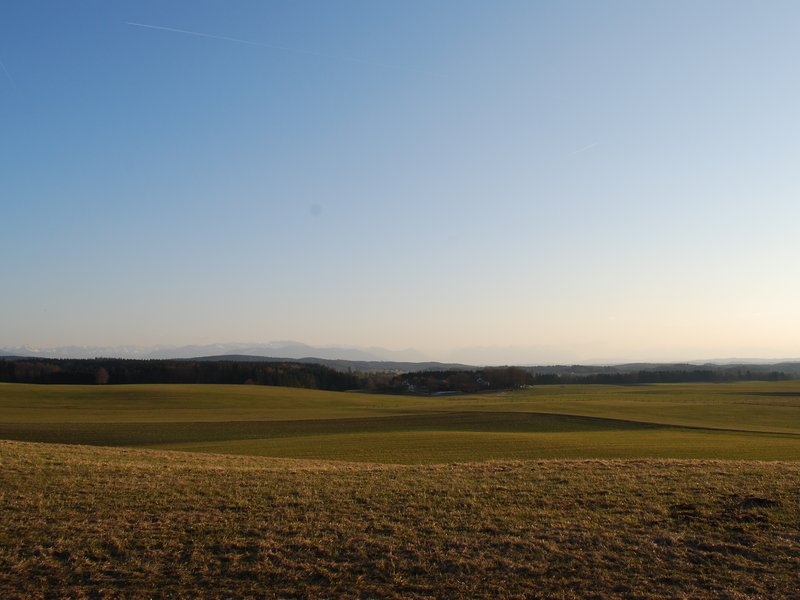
top-left (0, 411), bottom-right (670, 449)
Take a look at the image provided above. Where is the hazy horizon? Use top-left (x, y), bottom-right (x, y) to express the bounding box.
top-left (4, 339), bottom-right (800, 368)
top-left (3, 2), bottom-right (800, 362)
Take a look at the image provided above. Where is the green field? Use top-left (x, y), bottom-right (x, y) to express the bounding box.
top-left (1, 381), bottom-right (799, 462)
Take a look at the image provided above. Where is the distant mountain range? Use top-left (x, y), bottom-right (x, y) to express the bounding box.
top-left (3, 342), bottom-right (799, 371)
top-left (0, 342), bottom-right (432, 363)
top-left (191, 355), bottom-right (478, 373)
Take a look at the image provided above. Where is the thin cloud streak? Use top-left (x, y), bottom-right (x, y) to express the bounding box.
top-left (126, 22), bottom-right (469, 83)
top-left (558, 142), bottom-right (598, 160)
top-left (0, 59), bottom-right (20, 96)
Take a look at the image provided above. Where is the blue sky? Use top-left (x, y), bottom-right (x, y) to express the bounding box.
top-left (2, 1), bottom-right (800, 363)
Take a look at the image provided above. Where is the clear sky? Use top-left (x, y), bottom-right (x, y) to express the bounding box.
top-left (2, 1), bottom-right (800, 363)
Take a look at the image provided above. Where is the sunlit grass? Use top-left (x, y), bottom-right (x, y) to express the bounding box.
top-left (158, 429), bottom-right (800, 463)
top-left (1, 440), bottom-right (798, 598)
top-left (0, 383), bottom-right (411, 423)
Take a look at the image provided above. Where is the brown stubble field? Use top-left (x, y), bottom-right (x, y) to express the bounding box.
top-left (1, 440), bottom-right (799, 599)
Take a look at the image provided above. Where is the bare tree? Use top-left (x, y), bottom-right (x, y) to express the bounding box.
top-left (95, 367), bottom-right (109, 385)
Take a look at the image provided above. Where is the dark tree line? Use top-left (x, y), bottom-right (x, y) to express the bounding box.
top-left (367, 366), bottom-right (791, 394)
top-left (533, 369), bottom-right (789, 384)
top-left (374, 367), bottom-right (534, 393)
top-left (0, 358), bottom-right (361, 391)
top-left (1, 358), bottom-right (789, 393)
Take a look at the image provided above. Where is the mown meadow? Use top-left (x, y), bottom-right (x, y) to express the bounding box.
top-left (1, 381), bottom-right (799, 597)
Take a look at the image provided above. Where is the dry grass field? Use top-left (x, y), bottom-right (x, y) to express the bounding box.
top-left (1, 440), bottom-right (799, 599)
top-left (1, 381), bottom-right (799, 597)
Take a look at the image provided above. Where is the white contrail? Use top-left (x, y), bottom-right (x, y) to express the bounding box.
top-left (126, 21), bottom-right (468, 82)
top-left (0, 59), bottom-right (20, 96)
top-left (558, 142), bottom-right (598, 160)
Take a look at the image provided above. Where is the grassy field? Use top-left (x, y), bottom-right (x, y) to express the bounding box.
top-left (1, 440), bottom-right (798, 598)
top-left (1, 381), bottom-right (799, 462)
top-left (1, 382), bottom-right (799, 597)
